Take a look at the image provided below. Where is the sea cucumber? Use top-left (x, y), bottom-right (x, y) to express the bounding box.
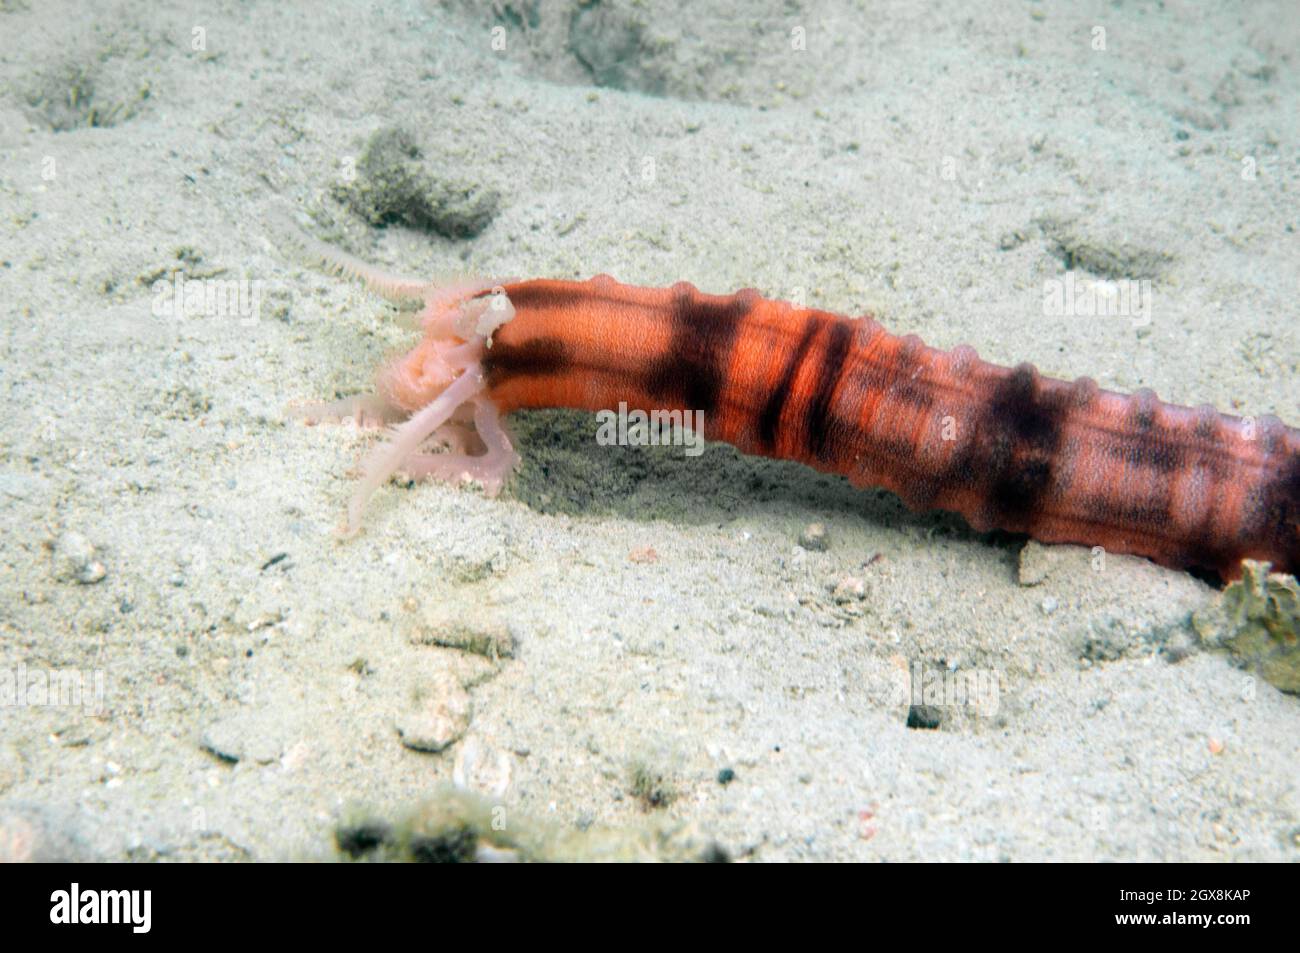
top-left (294, 241), bottom-right (1299, 582)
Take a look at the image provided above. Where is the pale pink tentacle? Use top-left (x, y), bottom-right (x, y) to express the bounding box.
top-left (398, 399), bottom-right (519, 497)
top-left (292, 231), bottom-right (430, 304)
top-left (288, 393), bottom-right (405, 428)
top-left (286, 231), bottom-right (523, 529)
top-left (344, 368), bottom-right (485, 535)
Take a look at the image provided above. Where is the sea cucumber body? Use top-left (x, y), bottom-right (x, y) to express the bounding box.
top-left (480, 276), bottom-right (1299, 580)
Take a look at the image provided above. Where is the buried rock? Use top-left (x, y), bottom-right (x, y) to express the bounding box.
top-left (395, 672), bottom-right (472, 753)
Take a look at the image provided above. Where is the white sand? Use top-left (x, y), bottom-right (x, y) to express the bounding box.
top-left (0, 0), bottom-right (1296, 860)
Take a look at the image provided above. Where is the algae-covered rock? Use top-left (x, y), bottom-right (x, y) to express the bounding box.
top-left (333, 126), bottom-right (499, 238)
top-left (1192, 561), bottom-right (1300, 694)
top-left (334, 786), bottom-right (728, 863)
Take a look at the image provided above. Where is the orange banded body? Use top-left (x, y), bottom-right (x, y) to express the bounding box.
top-left (482, 276), bottom-right (1300, 581)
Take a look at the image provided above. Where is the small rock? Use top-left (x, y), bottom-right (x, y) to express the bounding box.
top-left (831, 575), bottom-right (867, 603)
top-left (452, 736), bottom-right (512, 796)
top-left (245, 735), bottom-right (284, 765)
top-left (200, 714), bottom-right (284, 765)
top-left (1017, 540), bottom-right (1056, 586)
top-left (0, 803), bottom-right (89, 862)
top-left (906, 704), bottom-right (943, 730)
top-left (0, 745), bottom-right (23, 793)
top-left (396, 673), bottom-right (471, 753)
top-left (410, 610), bottom-right (516, 659)
top-left (798, 522), bottom-right (830, 552)
top-left (200, 718), bottom-right (246, 763)
top-left (335, 818), bottom-right (393, 859)
top-left (52, 532), bottom-right (106, 585)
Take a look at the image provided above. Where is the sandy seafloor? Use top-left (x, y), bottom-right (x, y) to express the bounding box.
top-left (0, 0), bottom-right (1297, 862)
